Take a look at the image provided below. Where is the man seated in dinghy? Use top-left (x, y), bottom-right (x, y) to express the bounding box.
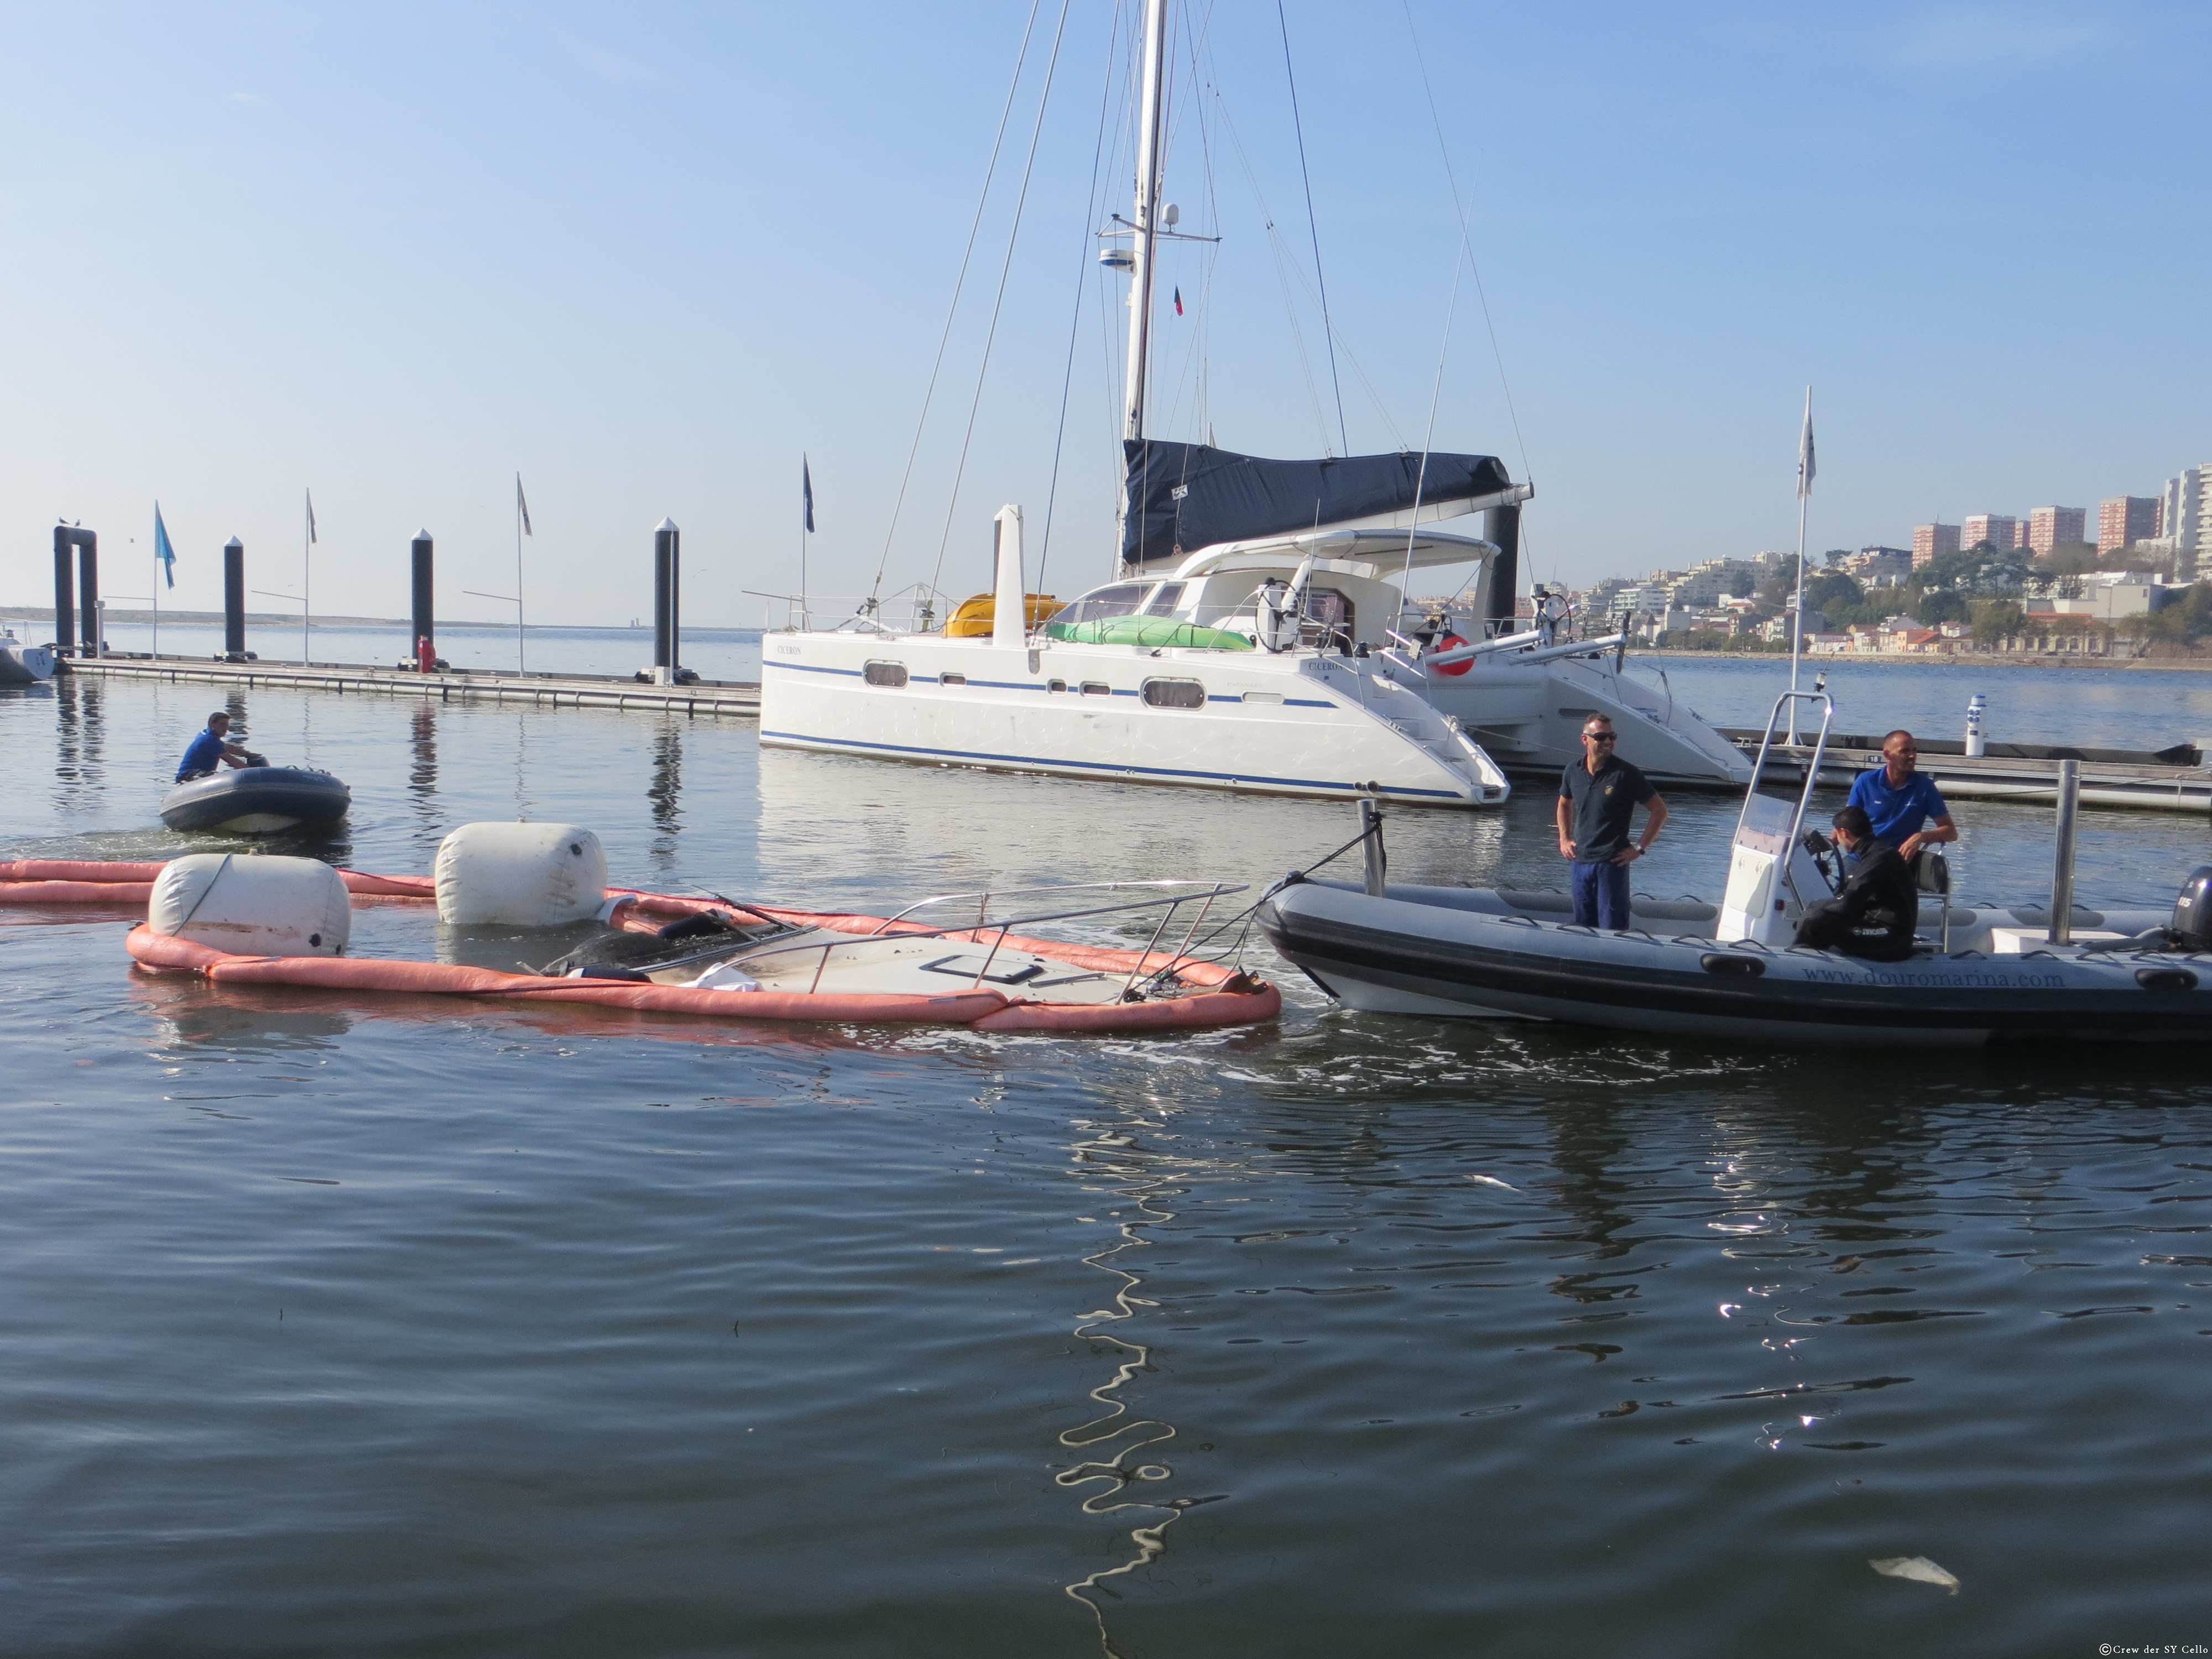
top-left (1846, 730), bottom-right (1957, 867)
top-left (174, 712), bottom-right (252, 782)
top-left (1793, 805), bottom-right (1919, 961)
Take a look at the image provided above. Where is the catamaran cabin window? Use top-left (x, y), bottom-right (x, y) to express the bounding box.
top-left (1308, 587), bottom-right (1355, 644)
top-left (1141, 678), bottom-right (1206, 709)
top-left (1057, 584), bottom-right (1147, 627)
top-left (1142, 582), bottom-right (1186, 617)
top-left (863, 661), bottom-right (909, 687)
top-left (1047, 679), bottom-right (1068, 692)
top-left (1079, 681), bottom-right (1113, 697)
top-left (938, 672), bottom-right (967, 686)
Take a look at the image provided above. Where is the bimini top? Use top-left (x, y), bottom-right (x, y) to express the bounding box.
top-left (1167, 526), bottom-right (1500, 581)
top-left (1123, 439), bottom-right (1526, 566)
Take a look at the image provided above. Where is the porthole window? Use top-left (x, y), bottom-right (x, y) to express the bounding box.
top-left (1047, 679), bottom-right (1068, 693)
top-left (938, 672), bottom-right (967, 686)
top-left (863, 661), bottom-right (908, 687)
top-left (1079, 681), bottom-right (1113, 697)
top-left (1141, 678), bottom-right (1206, 709)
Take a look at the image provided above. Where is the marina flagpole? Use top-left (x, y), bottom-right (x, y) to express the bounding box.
top-left (303, 489), bottom-right (316, 665)
top-left (515, 474), bottom-right (531, 674)
top-left (1791, 387), bottom-right (1815, 737)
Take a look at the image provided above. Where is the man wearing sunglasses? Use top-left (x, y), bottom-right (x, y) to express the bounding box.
top-left (1557, 717), bottom-right (1668, 929)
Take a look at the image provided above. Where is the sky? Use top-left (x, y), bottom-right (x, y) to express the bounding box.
top-left (3, 1), bottom-right (2207, 628)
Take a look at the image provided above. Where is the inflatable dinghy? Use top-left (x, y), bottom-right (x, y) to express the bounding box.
top-left (1261, 689), bottom-right (2212, 1048)
top-left (160, 765), bottom-right (350, 835)
top-left (0, 628), bottom-right (55, 685)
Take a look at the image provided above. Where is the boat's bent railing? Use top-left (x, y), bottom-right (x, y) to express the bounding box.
top-left (732, 881), bottom-right (1250, 995)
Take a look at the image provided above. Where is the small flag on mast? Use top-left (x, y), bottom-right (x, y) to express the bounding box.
top-left (305, 488), bottom-right (317, 544)
top-left (154, 503), bottom-right (178, 589)
top-left (802, 456), bottom-right (815, 534)
top-left (1173, 286), bottom-right (1184, 316)
top-left (517, 473), bottom-right (533, 536)
top-left (1796, 390), bottom-right (1816, 499)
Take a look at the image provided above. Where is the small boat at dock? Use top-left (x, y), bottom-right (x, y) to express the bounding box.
top-left (1261, 692), bottom-right (2212, 1047)
top-left (1, 627), bottom-right (56, 685)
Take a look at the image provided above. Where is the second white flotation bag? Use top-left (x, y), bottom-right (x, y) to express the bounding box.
top-left (434, 823), bottom-right (608, 926)
top-left (147, 853), bottom-right (351, 956)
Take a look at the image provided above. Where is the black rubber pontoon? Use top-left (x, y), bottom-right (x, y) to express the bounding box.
top-left (160, 766), bottom-right (351, 835)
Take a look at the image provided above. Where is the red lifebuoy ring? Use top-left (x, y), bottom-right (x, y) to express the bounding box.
top-left (1431, 633), bottom-right (1473, 676)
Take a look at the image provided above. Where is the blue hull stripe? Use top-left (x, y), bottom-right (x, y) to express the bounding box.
top-left (763, 658), bottom-right (1335, 708)
top-left (759, 729), bottom-right (1469, 799)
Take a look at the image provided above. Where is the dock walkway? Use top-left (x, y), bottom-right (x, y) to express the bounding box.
top-left (56, 654), bottom-right (761, 718)
top-left (1717, 728), bottom-right (2212, 814)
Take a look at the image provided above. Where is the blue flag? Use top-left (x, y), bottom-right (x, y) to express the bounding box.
top-left (802, 456), bottom-right (815, 534)
top-left (154, 503), bottom-right (177, 589)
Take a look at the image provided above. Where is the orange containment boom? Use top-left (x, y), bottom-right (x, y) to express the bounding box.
top-left (7, 858), bottom-right (1279, 1032)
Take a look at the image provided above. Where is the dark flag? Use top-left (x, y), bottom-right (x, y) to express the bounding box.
top-left (1173, 286), bottom-right (1184, 316)
top-left (802, 456), bottom-right (815, 533)
top-left (517, 473), bottom-right (534, 535)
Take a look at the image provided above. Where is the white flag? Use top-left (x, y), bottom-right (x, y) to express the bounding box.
top-left (1796, 389), bottom-right (1816, 499)
top-left (305, 488), bottom-right (317, 543)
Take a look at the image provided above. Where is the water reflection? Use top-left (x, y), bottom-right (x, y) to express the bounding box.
top-left (1056, 1108), bottom-right (1202, 1658)
top-left (408, 703), bottom-right (440, 847)
top-left (53, 674), bottom-right (106, 812)
top-left (648, 719), bottom-right (683, 861)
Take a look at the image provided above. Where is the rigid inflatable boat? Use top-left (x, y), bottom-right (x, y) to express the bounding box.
top-left (159, 764), bottom-right (350, 835)
top-left (1259, 690), bottom-right (2212, 1048)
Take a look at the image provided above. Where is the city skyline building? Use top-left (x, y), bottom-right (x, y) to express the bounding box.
top-left (1962, 513), bottom-right (2020, 552)
top-left (2027, 505), bottom-right (2087, 554)
top-left (2099, 495), bottom-right (2163, 553)
top-left (1913, 522), bottom-right (1961, 565)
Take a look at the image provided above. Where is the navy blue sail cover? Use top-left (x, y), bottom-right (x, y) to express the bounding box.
top-left (1122, 439), bottom-right (1514, 565)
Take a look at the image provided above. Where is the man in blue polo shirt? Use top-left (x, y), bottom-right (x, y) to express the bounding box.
top-left (175, 711), bottom-right (248, 783)
top-left (1845, 729), bottom-right (1956, 861)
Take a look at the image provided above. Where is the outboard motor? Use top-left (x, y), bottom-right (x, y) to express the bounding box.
top-left (2172, 865), bottom-right (2212, 952)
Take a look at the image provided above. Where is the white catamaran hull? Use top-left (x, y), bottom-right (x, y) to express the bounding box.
top-left (759, 632), bottom-right (1511, 806)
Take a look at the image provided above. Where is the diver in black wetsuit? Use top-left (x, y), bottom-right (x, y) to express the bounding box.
top-left (1793, 804), bottom-right (1919, 962)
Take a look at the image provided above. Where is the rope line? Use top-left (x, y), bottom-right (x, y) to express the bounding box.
top-left (1277, 0), bottom-right (1346, 456)
top-left (869, 0), bottom-right (1048, 607)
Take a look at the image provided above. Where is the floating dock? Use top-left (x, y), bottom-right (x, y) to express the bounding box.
top-left (54, 653), bottom-right (761, 718)
top-left (1718, 728), bottom-right (2212, 814)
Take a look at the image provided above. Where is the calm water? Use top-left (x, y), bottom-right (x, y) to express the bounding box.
top-left (6, 670), bottom-right (2212, 1656)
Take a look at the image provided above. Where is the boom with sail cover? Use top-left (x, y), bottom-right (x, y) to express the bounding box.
top-left (1122, 439), bottom-right (1517, 566)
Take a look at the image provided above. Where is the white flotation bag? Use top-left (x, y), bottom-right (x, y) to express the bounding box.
top-left (147, 853), bottom-right (351, 956)
top-left (434, 822), bottom-right (608, 926)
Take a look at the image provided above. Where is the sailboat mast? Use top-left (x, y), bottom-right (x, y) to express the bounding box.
top-left (1120, 0), bottom-right (1168, 445)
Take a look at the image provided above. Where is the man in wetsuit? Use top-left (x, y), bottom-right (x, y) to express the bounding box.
top-left (175, 712), bottom-right (248, 782)
top-left (1793, 804), bottom-right (1919, 961)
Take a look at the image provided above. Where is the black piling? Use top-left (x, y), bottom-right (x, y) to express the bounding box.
top-left (51, 526), bottom-right (80, 655)
top-left (223, 538), bottom-right (247, 660)
top-left (1484, 502), bottom-right (1521, 635)
top-left (653, 518), bottom-right (680, 684)
top-left (410, 531), bottom-right (435, 659)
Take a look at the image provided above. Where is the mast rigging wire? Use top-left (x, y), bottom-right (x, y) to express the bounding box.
top-left (926, 0), bottom-right (1077, 606)
top-left (1036, 0), bottom-right (1129, 605)
top-left (869, 0), bottom-right (1048, 607)
top-left (1276, 0), bottom-right (1347, 456)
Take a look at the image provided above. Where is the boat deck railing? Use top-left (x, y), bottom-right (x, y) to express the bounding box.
top-left (736, 881), bottom-right (1248, 996)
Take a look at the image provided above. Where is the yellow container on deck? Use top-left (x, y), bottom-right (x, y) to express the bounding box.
top-left (945, 593), bottom-right (1064, 638)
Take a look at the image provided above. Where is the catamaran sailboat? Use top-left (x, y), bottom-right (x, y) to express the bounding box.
top-left (759, 0), bottom-right (1744, 802)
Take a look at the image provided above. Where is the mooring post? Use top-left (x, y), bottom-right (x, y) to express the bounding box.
top-left (77, 535), bottom-right (102, 656)
top-left (1484, 502), bottom-right (1521, 638)
top-left (1360, 797), bottom-right (1389, 897)
top-left (410, 531), bottom-right (435, 664)
top-left (223, 538), bottom-right (247, 660)
top-left (2048, 757), bottom-right (2080, 944)
top-left (51, 526), bottom-right (77, 656)
top-left (653, 518), bottom-right (680, 686)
